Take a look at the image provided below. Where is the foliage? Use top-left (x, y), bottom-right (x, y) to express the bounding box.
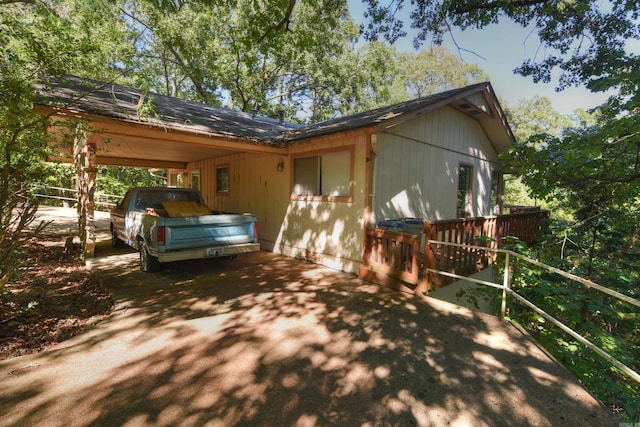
top-left (501, 96), bottom-right (571, 212)
top-left (103, 0), bottom-right (365, 121)
top-left (398, 46), bottom-right (488, 98)
top-left (499, 95), bottom-right (640, 419)
top-left (504, 96), bottom-right (570, 144)
top-left (361, 0), bottom-right (639, 97)
top-left (40, 163), bottom-right (166, 206)
top-left (500, 52), bottom-right (639, 422)
top-left (52, 0), bottom-right (493, 122)
top-left (497, 231), bottom-right (640, 421)
top-left (96, 166), bottom-right (166, 197)
top-left (501, 175), bottom-right (536, 210)
top-left (0, 2), bottom-right (96, 288)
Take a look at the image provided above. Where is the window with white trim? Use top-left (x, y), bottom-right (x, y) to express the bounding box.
top-left (456, 164), bottom-right (473, 218)
top-left (490, 169), bottom-right (503, 215)
top-left (292, 150), bottom-right (352, 199)
top-left (216, 165), bottom-right (229, 193)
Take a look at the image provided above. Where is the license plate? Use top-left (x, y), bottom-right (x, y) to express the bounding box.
top-left (206, 248), bottom-right (221, 257)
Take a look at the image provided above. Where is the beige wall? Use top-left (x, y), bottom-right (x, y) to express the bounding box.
top-left (276, 131), bottom-right (371, 273)
top-left (373, 106), bottom-right (501, 223)
top-left (187, 151), bottom-right (291, 252)
top-left (186, 130), bottom-right (372, 273)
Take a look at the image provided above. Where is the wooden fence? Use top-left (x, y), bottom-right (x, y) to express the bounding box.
top-left (358, 210), bottom-right (550, 294)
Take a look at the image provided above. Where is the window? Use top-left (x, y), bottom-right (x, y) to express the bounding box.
top-left (456, 164), bottom-right (473, 218)
top-left (169, 172), bottom-right (184, 188)
top-left (216, 166), bottom-right (230, 193)
top-left (490, 170), bottom-right (503, 215)
top-left (191, 170), bottom-right (200, 191)
top-left (292, 150), bottom-right (352, 200)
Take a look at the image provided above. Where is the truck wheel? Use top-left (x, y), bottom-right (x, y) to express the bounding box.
top-left (111, 227), bottom-right (124, 248)
top-left (139, 240), bottom-right (160, 273)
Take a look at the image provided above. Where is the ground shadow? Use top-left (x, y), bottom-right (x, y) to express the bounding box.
top-left (0, 236), bottom-right (618, 427)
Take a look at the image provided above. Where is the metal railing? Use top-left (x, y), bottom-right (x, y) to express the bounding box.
top-left (426, 239), bottom-right (640, 385)
top-left (33, 185), bottom-right (121, 211)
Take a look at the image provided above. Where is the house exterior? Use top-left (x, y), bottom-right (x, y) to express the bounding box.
top-left (39, 76), bottom-right (513, 276)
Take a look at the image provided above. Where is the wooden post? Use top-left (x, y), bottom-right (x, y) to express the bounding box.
top-left (83, 142), bottom-right (97, 258)
top-left (74, 126), bottom-right (87, 253)
top-left (73, 125), bottom-right (97, 258)
top-left (415, 221), bottom-right (436, 295)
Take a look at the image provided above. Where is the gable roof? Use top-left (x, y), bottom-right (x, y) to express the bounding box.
top-left (280, 82), bottom-right (513, 150)
top-left (37, 75), bottom-right (514, 153)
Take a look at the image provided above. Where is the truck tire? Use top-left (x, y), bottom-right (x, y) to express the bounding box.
top-left (139, 240), bottom-right (160, 273)
top-left (111, 226), bottom-right (124, 248)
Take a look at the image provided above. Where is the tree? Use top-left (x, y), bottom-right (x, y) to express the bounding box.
top-left (360, 0), bottom-right (639, 104)
top-left (100, 0), bottom-right (364, 121)
top-left (0, 1), bottom-right (100, 286)
top-left (501, 96), bottom-right (570, 211)
top-left (398, 46), bottom-right (488, 98)
top-left (505, 96), bottom-right (569, 144)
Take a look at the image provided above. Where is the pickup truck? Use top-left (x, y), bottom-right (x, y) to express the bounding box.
top-left (110, 187), bottom-right (260, 272)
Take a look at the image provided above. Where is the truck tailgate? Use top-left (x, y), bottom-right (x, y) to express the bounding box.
top-left (160, 214), bottom-right (257, 251)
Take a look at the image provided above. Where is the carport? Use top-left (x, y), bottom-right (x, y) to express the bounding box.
top-left (37, 75), bottom-right (294, 256)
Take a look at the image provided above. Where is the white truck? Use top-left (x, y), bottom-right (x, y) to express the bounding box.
top-left (110, 187), bottom-right (260, 272)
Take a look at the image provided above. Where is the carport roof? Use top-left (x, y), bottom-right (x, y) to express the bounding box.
top-left (37, 75), bottom-right (513, 153)
top-left (37, 75), bottom-right (300, 145)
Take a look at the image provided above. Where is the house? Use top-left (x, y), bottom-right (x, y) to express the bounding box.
top-left (38, 75), bottom-right (515, 286)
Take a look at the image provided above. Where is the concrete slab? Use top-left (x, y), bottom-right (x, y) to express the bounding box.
top-left (0, 208), bottom-right (619, 426)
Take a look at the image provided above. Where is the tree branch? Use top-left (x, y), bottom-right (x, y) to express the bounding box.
top-left (454, 0), bottom-right (550, 14)
top-left (258, 0), bottom-right (296, 43)
top-left (0, 0), bottom-right (36, 4)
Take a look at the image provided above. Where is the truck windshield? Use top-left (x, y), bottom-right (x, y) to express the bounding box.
top-left (135, 190), bottom-right (200, 210)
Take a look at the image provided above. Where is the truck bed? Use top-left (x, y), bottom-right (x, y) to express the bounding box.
top-left (159, 214), bottom-right (258, 253)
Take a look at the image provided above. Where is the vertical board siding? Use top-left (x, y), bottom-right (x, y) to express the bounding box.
top-left (185, 129), bottom-right (371, 272)
top-left (374, 106), bottom-right (501, 223)
top-left (187, 151), bottom-right (290, 250)
top-left (282, 131), bottom-right (370, 272)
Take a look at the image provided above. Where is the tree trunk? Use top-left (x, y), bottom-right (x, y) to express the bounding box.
top-left (609, 225), bottom-right (640, 269)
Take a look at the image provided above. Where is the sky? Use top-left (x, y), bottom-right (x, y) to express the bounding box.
top-left (347, 2), bottom-right (615, 115)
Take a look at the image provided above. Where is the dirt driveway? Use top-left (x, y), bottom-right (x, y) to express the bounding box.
top-left (1, 211), bottom-right (619, 426)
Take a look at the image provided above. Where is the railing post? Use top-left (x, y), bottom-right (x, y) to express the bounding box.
top-left (501, 251), bottom-right (510, 320)
top-left (417, 221), bottom-right (437, 293)
top-left (363, 227), bottom-right (372, 267)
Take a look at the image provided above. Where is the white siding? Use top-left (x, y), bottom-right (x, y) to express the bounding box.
top-left (373, 106), bottom-right (501, 222)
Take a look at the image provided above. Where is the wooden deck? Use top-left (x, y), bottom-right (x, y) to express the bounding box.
top-left (358, 210), bottom-right (550, 294)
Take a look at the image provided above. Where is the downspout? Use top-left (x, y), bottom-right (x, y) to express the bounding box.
top-left (365, 133), bottom-right (377, 227)
top-left (362, 133), bottom-right (377, 272)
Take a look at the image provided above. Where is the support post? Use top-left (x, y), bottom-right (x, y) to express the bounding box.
top-left (83, 142), bottom-right (97, 258)
top-left (501, 252), bottom-right (510, 320)
top-left (73, 125), bottom-right (97, 258)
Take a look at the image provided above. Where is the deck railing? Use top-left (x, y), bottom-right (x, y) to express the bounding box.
top-left (360, 227), bottom-right (422, 290)
top-left (359, 210), bottom-right (550, 293)
top-left (428, 240), bottom-right (640, 385)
